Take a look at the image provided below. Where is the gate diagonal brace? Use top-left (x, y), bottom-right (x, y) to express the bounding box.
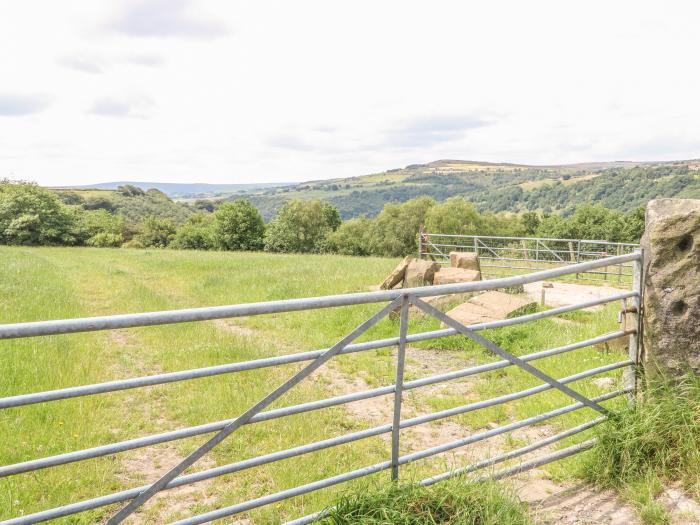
top-left (410, 297), bottom-right (608, 416)
top-left (105, 296), bottom-right (405, 524)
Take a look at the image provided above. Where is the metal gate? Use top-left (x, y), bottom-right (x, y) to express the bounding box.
top-left (418, 230), bottom-right (639, 282)
top-left (0, 252), bottom-right (643, 524)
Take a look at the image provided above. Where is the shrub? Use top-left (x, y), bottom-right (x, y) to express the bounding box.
top-left (326, 217), bottom-right (373, 256)
top-left (214, 200), bottom-right (264, 251)
top-left (172, 214), bottom-right (216, 250)
top-left (135, 217), bottom-right (176, 248)
top-left (71, 209), bottom-right (125, 246)
top-left (86, 232), bottom-right (123, 247)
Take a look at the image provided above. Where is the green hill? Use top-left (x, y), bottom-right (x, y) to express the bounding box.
top-left (239, 159), bottom-right (699, 220)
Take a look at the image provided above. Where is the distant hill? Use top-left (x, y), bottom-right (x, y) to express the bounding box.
top-left (238, 158), bottom-right (700, 220)
top-left (54, 158), bottom-right (700, 221)
top-left (58, 181), bottom-right (292, 199)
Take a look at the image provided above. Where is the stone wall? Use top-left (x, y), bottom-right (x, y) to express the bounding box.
top-left (641, 198), bottom-right (700, 379)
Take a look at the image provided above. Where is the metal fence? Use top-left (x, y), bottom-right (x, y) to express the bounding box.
top-left (0, 252), bottom-right (643, 525)
top-left (419, 231), bottom-right (640, 283)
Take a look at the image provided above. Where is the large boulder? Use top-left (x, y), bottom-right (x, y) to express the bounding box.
top-left (404, 260), bottom-right (441, 288)
top-left (443, 291), bottom-right (536, 327)
top-left (449, 251), bottom-right (481, 272)
top-left (641, 198), bottom-right (700, 379)
top-left (433, 267), bottom-right (482, 285)
top-left (380, 256), bottom-right (413, 290)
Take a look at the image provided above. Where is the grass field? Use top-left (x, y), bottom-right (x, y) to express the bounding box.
top-left (0, 247), bottom-right (632, 523)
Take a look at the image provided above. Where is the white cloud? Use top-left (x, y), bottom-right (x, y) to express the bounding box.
top-left (0, 94), bottom-right (51, 116)
top-left (108, 0), bottom-right (228, 39)
top-left (88, 95), bottom-right (155, 118)
top-left (0, 0), bottom-right (699, 185)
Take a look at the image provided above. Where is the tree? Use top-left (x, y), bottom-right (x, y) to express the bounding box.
top-left (424, 197), bottom-right (483, 235)
top-left (536, 204), bottom-right (627, 241)
top-left (521, 211), bottom-right (541, 235)
top-left (214, 200), bottom-right (265, 250)
top-left (264, 199), bottom-right (341, 253)
top-left (0, 180), bottom-right (75, 245)
top-left (368, 197), bottom-right (436, 257)
top-left (172, 213), bottom-right (216, 250)
top-left (135, 217), bottom-right (176, 248)
top-left (326, 217), bottom-right (373, 256)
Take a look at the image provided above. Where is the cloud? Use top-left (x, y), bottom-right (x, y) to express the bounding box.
top-left (88, 95), bottom-right (154, 118)
top-left (0, 94), bottom-right (51, 116)
top-left (266, 133), bottom-right (317, 152)
top-left (59, 53), bottom-right (165, 74)
top-left (122, 54), bottom-right (165, 67)
top-left (58, 55), bottom-right (105, 74)
top-left (109, 0), bottom-right (228, 39)
top-left (383, 114), bottom-right (492, 148)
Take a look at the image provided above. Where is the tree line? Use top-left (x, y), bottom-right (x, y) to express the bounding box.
top-left (0, 180), bottom-right (644, 257)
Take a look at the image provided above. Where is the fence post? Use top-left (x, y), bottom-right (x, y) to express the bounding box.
top-left (617, 243), bottom-right (623, 284)
top-left (473, 236), bottom-right (478, 254)
top-left (626, 249), bottom-right (643, 404)
top-left (417, 226), bottom-right (424, 260)
top-left (391, 294), bottom-right (410, 480)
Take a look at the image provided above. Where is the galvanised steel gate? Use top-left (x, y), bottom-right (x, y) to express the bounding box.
top-left (0, 252), bottom-right (643, 524)
top-left (419, 230), bottom-right (640, 282)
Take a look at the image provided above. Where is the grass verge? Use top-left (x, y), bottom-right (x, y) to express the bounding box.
top-left (319, 479), bottom-right (532, 525)
top-left (582, 373), bottom-right (700, 523)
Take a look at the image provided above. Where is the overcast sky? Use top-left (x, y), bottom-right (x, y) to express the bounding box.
top-left (1, 0), bottom-right (699, 186)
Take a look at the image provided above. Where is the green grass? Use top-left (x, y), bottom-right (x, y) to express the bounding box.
top-left (582, 374), bottom-right (700, 523)
top-left (319, 479), bottom-right (532, 525)
top-left (0, 246), bottom-right (636, 523)
top-left (0, 247), bottom-right (398, 523)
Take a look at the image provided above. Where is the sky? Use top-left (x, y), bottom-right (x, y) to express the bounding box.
top-left (1, 0), bottom-right (699, 186)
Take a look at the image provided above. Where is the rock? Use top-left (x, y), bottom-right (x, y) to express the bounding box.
top-left (592, 377), bottom-right (615, 390)
top-left (433, 267), bottom-right (482, 285)
top-left (443, 291), bottom-right (536, 327)
top-left (380, 256), bottom-right (413, 290)
top-left (469, 291), bottom-right (536, 319)
top-left (404, 259), bottom-right (441, 288)
top-left (641, 198), bottom-right (700, 379)
top-left (449, 251), bottom-right (481, 272)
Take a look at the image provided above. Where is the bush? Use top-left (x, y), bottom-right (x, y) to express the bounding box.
top-left (135, 217), bottom-right (176, 248)
top-left (264, 199), bottom-right (341, 253)
top-left (86, 232), bottom-right (123, 247)
top-left (326, 217), bottom-right (373, 256)
top-left (320, 479), bottom-right (531, 525)
top-left (172, 214), bottom-right (216, 250)
top-left (71, 209), bottom-right (125, 246)
top-left (214, 200), bottom-right (264, 251)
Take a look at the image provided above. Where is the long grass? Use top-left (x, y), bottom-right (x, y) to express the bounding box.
top-left (582, 374), bottom-right (700, 523)
top-left (319, 479), bottom-right (532, 525)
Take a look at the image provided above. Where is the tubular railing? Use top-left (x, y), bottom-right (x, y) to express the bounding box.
top-left (418, 231), bottom-right (640, 282)
top-left (0, 252), bottom-right (644, 525)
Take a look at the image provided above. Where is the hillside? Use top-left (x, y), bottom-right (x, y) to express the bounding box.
top-left (240, 159), bottom-right (699, 220)
top-left (51, 158), bottom-right (700, 222)
top-left (52, 186), bottom-right (194, 225)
